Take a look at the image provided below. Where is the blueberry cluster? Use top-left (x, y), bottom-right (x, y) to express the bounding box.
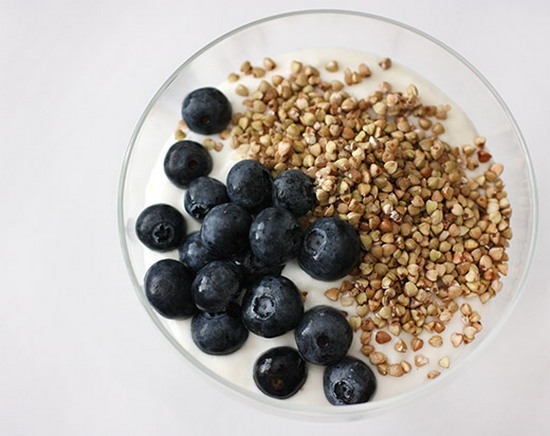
top-left (134, 87), bottom-right (376, 405)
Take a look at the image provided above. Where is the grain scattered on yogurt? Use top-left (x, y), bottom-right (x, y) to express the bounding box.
top-left (221, 54), bottom-right (512, 380)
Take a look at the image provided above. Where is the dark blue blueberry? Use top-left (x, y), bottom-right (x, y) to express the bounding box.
top-left (294, 305), bottom-right (352, 365)
top-left (226, 159), bottom-right (273, 212)
top-left (299, 217), bottom-right (361, 281)
top-left (135, 203), bottom-right (186, 252)
top-left (191, 260), bottom-right (242, 312)
top-left (272, 169), bottom-right (316, 216)
top-left (241, 276), bottom-right (304, 338)
top-left (164, 140), bottom-right (213, 188)
top-left (323, 356), bottom-right (377, 405)
top-left (178, 231), bottom-right (219, 273)
top-left (233, 250), bottom-right (285, 288)
top-left (144, 259), bottom-right (196, 319)
top-left (191, 303), bottom-right (248, 355)
top-left (249, 207), bottom-right (302, 266)
top-left (253, 347), bottom-right (307, 399)
top-left (200, 203), bottom-right (252, 258)
top-left (184, 176), bottom-right (229, 221)
top-left (181, 87), bottom-right (232, 135)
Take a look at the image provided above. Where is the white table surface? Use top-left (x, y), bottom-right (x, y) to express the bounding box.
top-left (2, 1), bottom-right (548, 435)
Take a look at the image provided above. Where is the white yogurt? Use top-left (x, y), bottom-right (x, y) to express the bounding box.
top-left (142, 48), bottom-right (487, 407)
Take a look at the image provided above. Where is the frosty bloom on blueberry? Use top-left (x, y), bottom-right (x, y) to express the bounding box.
top-left (299, 217), bottom-right (361, 281)
top-left (294, 305), bottom-right (353, 366)
top-left (200, 202), bottom-right (252, 258)
top-left (241, 275), bottom-right (304, 338)
top-left (135, 203), bottom-right (187, 252)
top-left (191, 260), bottom-right (242, 313)
top-left (272, 169), bottom-right (316, 216)
top-left (226, 159), bottom-right (273, 212)
top-left (144, 259), bottom-right (196, 319)
top-left (323, 356), bottom-right (377, 405)
top-left (253, 346), bottom-right (307, 399)
top-left (184, 176), bottom-right (229, 221)
top-left (191, 302), bottom-right (248, 356)
top-left (249, 207), bottom-right (302, 266)
top-left (181, 87), bottom-right (232, 135)
top-left (164, 140), bottom-right (213, 188)
top-left (178, 231), bottom-right (220, 273)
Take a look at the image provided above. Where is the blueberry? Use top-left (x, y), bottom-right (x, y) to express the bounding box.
top-left (233, 250), bottom-right (285, 288)
top-left (299, 217), bottom-right (361, 281)
top-left (135, 203), bottom-right (186, 252)
top-left (178, 231), bottom-right (219, 273)
top-left (200, 203), bottom-right (252, 258)
top-left (272, 169), bottom-right (316, 216)
top-left (181, 87), bottom-right (232, 135)
top-left (191, 260), bottom-right (242, 312)
top-left (241, 276), bottom-right (304, 338)
top-left (184, 176), bottom-right (229, 221)
top-left (226, 159), bottom-right (273, 212)
top-left (249, 207), bottom-right (302, 266)
top-left (323, 356), bottom-right (377, 405)
top-left (164, 140), bottom-right (213, 188)
top-left (253, 347), bottom-right (307, 399)
top-left (294, 305), bottom-right (352, 365)
top-left (144, 259), bottom-right (196, 319)
top-left (191, 303), bottom-right (248, 355)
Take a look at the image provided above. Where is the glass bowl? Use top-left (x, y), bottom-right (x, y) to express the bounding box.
top-left (118, 10), bottom-right (537, 420)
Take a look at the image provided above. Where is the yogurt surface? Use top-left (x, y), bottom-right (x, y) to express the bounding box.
top-left (140, 48), bottom-right (504, 407)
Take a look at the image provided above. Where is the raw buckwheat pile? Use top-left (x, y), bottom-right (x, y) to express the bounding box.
top-left (178, 55), bottom-right (512, 380)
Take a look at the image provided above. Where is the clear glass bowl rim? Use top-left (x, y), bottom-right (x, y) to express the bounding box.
top-left (117, 8), bottom-right (539, 420)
